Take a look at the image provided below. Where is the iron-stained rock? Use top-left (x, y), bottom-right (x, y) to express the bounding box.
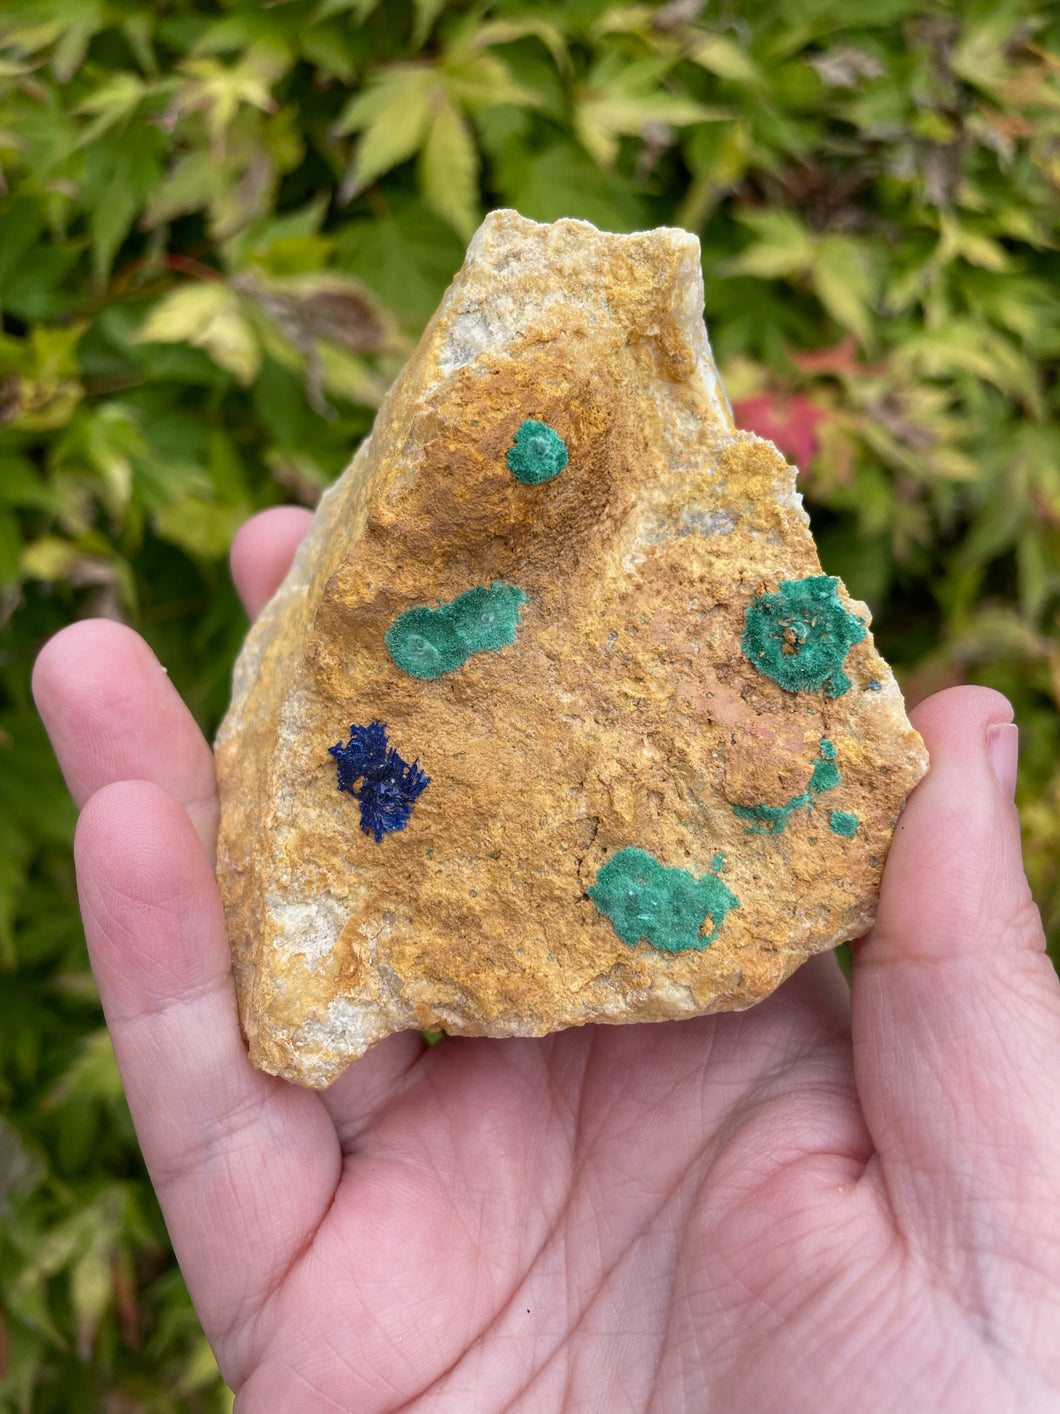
top-left (215, 211), bottom-right (928, 1088)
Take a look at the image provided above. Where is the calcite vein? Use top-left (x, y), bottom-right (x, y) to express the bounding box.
top-left (215, 210), bottom-right (928, 1088)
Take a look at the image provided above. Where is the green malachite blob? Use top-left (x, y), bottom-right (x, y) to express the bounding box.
top-left (829, 810), bottom-right (860, 838)
top-left (589, 847), bottom-right (740, 953)
top-left (386, 581), bottom-right (528, 679)
top-left (733, 738), bottom-right (844, 835)
top-left (506, 419), bottom-right (568, 484)
top-left (808, 757), bottom-right (841, 794)
top-left (741, 575), bottom-right (867, 698)
top-left (733, 795), bottom-right (808, 836)
top-left (384, 607), bottom-right (467, 680)
top-left (443, 582), bottom-right (528, 654)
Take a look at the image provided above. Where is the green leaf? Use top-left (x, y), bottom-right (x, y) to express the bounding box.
top-left (1, 0), bottom-right (111, 80)
top-left (340, 200), bottom-right (466, 324)
top-left (813, 235), bottom-right (878, 348)
top-left (312, 0), bottom-right (380, 20)
top-left (135, 284), bottom-right (261, 385)
top-left (334, 65), bottom-right (437, 195)
top-left (440, 48), bottom-right (543, 112)
top-left (0, 816), bottom-right (29, 971)
top-left (177, 44), bottom-right (286, 147)
top-left (418, 97), bottom-right (480, 239)
top-left (726, 209), bottom-right (816, 279)
top-left (144, 149), bottom-right (224, 228)
top-left (688, 33), bottom-right (764, 85)
top-left (1018, 527), bottom-right (1058, 620)
top-left (81, 123), bottom-right (166, 282)
top-left (316, 343), bottom-right (387, 406)
top-left (951, 8), bottom-right (1023, 96)
top-left (44, 1029), bottom-right (124, 1110)
top-left (0, 506), bottom-right (20, 586)
top-left (467, 17), bottom-right (570, 74)
top-left (73, 73), bottom-right (149, 146)
top-left (900, 321), bottom-right (1042, 412)
top-left (413, 0), bottom-right (448, 47)
top-left (153, 493), bottom-right (253, 559)
top-left (298, 23), bottom-right (359, 83)
top-left (0, 457), bottom-right (57, 513)
top-left (54, 404), bottom-right (145, 517)
top-left (589, 5), bottom-right (656, 37)
top-left (937, 215), bottom-right (1012, 273)
top-left (497, 136), bottom-right (651, 232)
top-left (574, 57), bottom-right (728, 167)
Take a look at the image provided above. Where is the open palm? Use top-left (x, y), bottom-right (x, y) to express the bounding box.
top-left (34, 508), bottom-right (1060, 1413)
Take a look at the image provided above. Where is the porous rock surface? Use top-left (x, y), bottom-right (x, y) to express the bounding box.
top-left (216, 210), bottom-right (928, 1088)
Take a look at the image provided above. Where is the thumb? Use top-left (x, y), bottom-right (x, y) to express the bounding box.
top-left (852, 687), bottom-right (1060, 1289)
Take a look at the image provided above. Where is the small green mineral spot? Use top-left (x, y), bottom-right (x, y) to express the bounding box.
top-left (386, 581), bottom-right (528, 679)
top-left (443, 581), bottom-right (528, 654)
top-left (506, 419), bottom-right (568, 484)
top-left (829, 810), bottom-right (860, 838)
top-left (384, 606), bottom-right (468, 680)
top-left (732, 800), bottom-right (797, 835)
top-left (733, 738), bottom-right (844, 835)
top-left (588, 846), bottom-right (739, 953)
top-left (808, 756), bottom-right (841, 794)
top-left (741, 575), bottom-right (867, 697)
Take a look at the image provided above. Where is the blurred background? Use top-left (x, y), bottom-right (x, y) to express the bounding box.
top-left (0, 0), bottom-right (1057, 1407)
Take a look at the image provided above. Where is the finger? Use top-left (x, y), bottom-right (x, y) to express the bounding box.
top-left (33, 619), bottom-right (219, 851)
top-left (75, 779), bottom-right (340, 1367)
top-left (230, 506), bottom-right (313, 621)
top-left (852, 687), bottom-right (1060, 1281)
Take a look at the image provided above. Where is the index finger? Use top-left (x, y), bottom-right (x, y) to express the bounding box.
top-left (33, 619), bottom-right (220, 853)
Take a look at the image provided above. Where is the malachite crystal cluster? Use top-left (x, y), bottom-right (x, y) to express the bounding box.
top-left (385, 581), bottom-right (529, 680)
top-left (506, 419), bottom-right (569, 484)
top-left (742, 574), bottom-right (866, 698)
top-left (588, 847), bottom-right (740, 953)
top-left (732, 737), bottom-right (859, 838)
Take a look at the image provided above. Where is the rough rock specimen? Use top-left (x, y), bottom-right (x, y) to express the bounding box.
top-left (216, 210), bottom-right (928, 1088)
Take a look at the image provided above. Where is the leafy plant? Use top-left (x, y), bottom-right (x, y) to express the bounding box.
top-left (1, 0), bottom-right (1058, 1406)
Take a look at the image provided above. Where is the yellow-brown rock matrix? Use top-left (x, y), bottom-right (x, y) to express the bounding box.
top-left (216, 210), bottom-right (928, 1088)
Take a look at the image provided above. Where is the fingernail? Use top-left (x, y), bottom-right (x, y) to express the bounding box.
top-left (987, 722), bottom-right (1019, 800)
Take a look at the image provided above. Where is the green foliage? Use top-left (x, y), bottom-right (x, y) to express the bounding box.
top-left (0, 0), bottom-right (1057, 1405)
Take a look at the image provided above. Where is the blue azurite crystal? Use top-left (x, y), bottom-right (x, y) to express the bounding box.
top-left (329, 721), bottom-right (430, 842)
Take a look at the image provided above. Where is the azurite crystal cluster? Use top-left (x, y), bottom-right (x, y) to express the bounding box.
top-left (328, 721), bottom-right (429, 843)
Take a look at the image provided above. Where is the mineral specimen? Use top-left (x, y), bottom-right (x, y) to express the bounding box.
top-left (215, 210), bottom-right (928, 1088)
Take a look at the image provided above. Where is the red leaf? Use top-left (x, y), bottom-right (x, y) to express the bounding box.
top-left (732, 392), bottom-right (826, 470)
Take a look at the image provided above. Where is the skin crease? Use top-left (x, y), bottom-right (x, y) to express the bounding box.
top-left (32, 505), bottom-right (1060, 1414)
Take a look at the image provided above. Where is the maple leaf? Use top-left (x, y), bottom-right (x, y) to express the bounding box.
top-left (732, 393), bottom-right (827, 472)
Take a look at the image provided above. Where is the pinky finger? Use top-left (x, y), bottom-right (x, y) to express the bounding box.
top-left (230, 507), bottom-right (313, 622)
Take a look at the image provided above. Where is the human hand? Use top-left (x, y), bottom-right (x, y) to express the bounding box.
top-left (33, 508), bottom-right (1060, 1413)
